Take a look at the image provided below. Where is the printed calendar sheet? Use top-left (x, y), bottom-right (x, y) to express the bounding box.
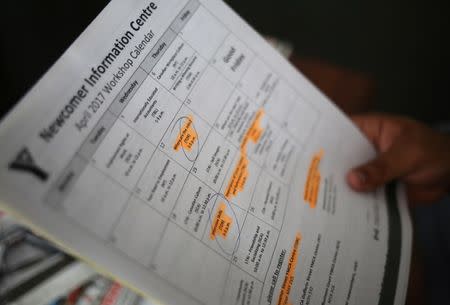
top-left (0, 1), bottom-right (411, 305)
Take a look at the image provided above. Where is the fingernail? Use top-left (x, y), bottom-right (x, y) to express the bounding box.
top-left (356, 170), bottom-right (367, 185)
top-left (348, 169), bottom-right (367, 188)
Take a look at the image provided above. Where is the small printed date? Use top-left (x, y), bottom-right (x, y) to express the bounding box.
top-left (75, 92), bottom-right (106, 132)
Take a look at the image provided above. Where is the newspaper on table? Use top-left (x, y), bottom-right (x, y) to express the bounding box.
top-left (0, 1), bottom-right (412, 304)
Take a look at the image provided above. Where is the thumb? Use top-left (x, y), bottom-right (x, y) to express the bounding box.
top-left (347, 145), bottom-right (414, 192)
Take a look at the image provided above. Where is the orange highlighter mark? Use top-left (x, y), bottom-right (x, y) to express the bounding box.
top-left (225, 109), bottom-right (264, 199)
top-left (173, 115), bottom-right (197, 152)
top-left (224, 155), bottom-right (249, 199)
top-left (303, 149), bottom-right (324, 208)
top-left (210, 202), bottom-right (233, 240)
top-left (240, 109), bottom-right (264, 155)
top-left (277, 233), bottom-right (302, 305)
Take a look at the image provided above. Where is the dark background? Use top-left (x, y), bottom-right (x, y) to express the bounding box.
top-left (1, 0), bottom-right (449, 122)
top-left (228, 0), bottom-right (450, 122)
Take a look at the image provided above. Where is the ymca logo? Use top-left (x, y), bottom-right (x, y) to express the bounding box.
top-left (8, 148), bottom-right (49, 182)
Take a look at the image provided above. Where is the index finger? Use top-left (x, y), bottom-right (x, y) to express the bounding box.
top-left (351, 113), bottom-right (404, 152)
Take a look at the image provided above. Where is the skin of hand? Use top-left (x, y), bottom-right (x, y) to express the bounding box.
top-left (347, 113), bottom-right (450, 204)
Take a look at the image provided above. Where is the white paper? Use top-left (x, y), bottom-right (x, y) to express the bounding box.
top-left (0, 1), bottom-right (411, 304)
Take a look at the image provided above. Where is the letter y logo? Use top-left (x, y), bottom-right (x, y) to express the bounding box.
top-left (9, 148), bottom-right (49, 182)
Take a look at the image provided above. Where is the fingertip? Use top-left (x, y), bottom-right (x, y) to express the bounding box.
top-left (347, 169), bottom-right (368, 191)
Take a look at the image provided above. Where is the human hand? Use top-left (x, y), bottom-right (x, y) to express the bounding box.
top-left (346, 113), bottom-right (450, 204)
